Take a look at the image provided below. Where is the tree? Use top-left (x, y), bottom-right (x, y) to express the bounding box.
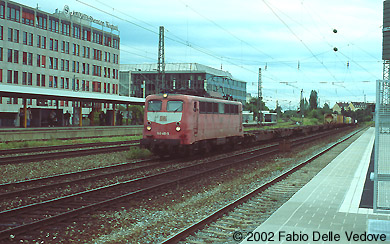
top-left (243, 97), bottom-right (268, 121)
top-left (309, 90), bottom-right (318, 110)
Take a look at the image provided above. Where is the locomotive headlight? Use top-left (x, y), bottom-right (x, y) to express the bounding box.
top-left (175, 126), bottom-right (181, 132)
top-left (163, 93), bottom-right (168, 98)
top-left (146, 126), bottom-right (152, 131)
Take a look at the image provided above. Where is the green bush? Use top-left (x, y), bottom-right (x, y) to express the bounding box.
top-left (126, 148), bottom-right (152, 159)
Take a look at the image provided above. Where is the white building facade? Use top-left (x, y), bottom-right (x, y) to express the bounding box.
top-left (0, 0), bottom-right (120, 126)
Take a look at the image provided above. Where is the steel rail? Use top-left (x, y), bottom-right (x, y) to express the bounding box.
top-left (0, 127), bottom-right (357, 241)
top-left (0, 143), bottom-right (280, 240)
top-left (160, 128), bottom-right (364, 243)
top-left (0, 140), bottom-right (139, 155)
top-left (0, 143), bottom-right (139, 165)
top-left (0, 158), bottom-right (159, 200)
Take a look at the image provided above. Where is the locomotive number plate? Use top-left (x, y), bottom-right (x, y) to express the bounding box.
top-left (157, 132), bottom-right (170, 136)
top-left (160, 116), bottom-right (167, 121)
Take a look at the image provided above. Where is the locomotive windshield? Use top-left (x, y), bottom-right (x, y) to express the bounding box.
top-left (167, 100), bottom-right (183, 112)
top-left (147, 100), bottom-right (162, 111)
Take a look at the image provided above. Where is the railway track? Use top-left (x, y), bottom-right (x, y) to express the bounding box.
top-left (0, 158), bottom-right (163, 208)
top-left (161, 128), bottom-right (364, 243)
top-left (0, 140), bottom-right (140, 165)
top-left (0, 127), bottom-right (356, 242)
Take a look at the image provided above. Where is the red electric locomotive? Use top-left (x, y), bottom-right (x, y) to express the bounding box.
top-left (140, 93), bottom-right (244, 156)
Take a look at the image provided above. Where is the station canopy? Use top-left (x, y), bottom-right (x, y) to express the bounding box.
top-left (0, 84), bottom-right (145, 105)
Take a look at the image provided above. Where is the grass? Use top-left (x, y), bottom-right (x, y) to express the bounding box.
top-left (125, 148), bottom-right (152, 159)
top-left (0, 135), bottom-right (143, 150)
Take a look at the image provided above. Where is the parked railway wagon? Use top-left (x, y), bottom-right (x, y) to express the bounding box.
top-left (140, 93), bottom-right (244, 156)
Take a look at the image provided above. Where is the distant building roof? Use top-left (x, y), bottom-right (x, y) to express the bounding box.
top-left (121, 63), bottom-right (244, 82)
top-left (0, 83), bottom-right (144, 105)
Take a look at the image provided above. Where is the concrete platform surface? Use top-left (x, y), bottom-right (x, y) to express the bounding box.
top-left (241, 127), bottom-right (390, 244)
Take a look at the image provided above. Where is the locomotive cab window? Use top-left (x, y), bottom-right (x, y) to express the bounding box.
top-left (147, 100), bottom-right (162, 111)
top-left (167, 100), bottom-right (183, 112)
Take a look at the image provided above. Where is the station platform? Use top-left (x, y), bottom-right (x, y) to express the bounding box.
top-left (241, 127), bottom-right (390, 244)
top-left (0, 125), bottom-right (143, 142)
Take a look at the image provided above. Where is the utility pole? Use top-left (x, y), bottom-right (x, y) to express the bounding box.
top-left (258, 68), bottom-right (262, 124)
top-left (300, 89), bottom-right (304, 124)
top-left (157, 26), bottom-right (165, 93)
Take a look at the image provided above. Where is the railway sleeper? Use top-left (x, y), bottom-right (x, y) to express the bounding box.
top-left (209, 224), bottom-right (237, 231)
top-left (203, 229), bottom-right (231, 236)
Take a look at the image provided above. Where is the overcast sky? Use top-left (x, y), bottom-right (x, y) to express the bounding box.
top-left (18, 0), bottom-right (383, 110)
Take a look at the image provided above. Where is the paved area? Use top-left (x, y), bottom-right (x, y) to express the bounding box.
top-left (0, 125), bottom-right (142, 142)
top-left (241, 128), bottom-right (390, 244)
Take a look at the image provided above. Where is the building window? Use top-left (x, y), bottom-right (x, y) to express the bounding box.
top-left (49, 38), bottom-right (53, 50)
top-left (13, 29), bottom-right (19, 43)
top-left (28, 73), bottom-right (32, 85)
top-left (42, 36), bottom-right (46, 49)
top-left (41, 75), bottom-right (46, 87)
top-left (37, 54), bottom-right (40, 67)
top-left (22, 51), bottom-right (27, 65)
top-left (65, 41), bottom-right (69, 54)
top-left (73, 25), bottom-right (81, 39)
top-left (42, 55), bottom-right (46, 68)
top-left (113, 38), bottom-right (119, 49)
top-left (27, 53), bottom-right (32, 66)
top-left (54, 58), bottom-right (58, 70)
top-left (8, 28), bottom-right (12, 41)
top-left (65, 60), bottom-right (69, 71)
top-left (0, 69), bottom-right (2, 82)
top-left (0, 25), bottom-right (3, 40)
top-left (22, 72), bottom-right (27, 85)
top-left (54, 40), bottom-right (58, 51)
top-left (13, 71), bottom-right (18, 84)
top-left (28, 33), bottom-right (33, 46)
top-left (61, 77), bottom-right (64, 89)
top-left (49, 76), bottom-right (53, 87)
top-left (23, 31), bottom-right (27, 44)
top-left (22, 9), bottom-right (34, 26)
top-left (54, 76), bottom-right (58, 88)
top-left (7, 4), bottom-right (20, 22)
top-left (49, 57), bottom-right (53, 69)
top-left (7, 70), bottom-right (12, 83)
top-left (82, 28), bottom-right (91, 41)
top-left (73, 44), bottom-right (80, 56)
top-left (8, 49), bottom-right (13, 62)
top-left (61, 21), bottom-right (70, 36)
top-left (13, 50), bottom-right (18, 63)
top-left (37, 35), bottom-right (41, 47)
top-left (37, 14), bottom-right (47, 29)
top-left (65, 78), bottom-right (69, 89)
top-left (49, 17), bottom-right (59, 33)
top-left (104, 36), bottom-right (111, 47)
top-left (0, 2), bottom-right (4, 19)
top-left (92, 31), bottom-right (102, 44)
top-left (0, 47), bottom-right (2, 61)
top-left (36, 74), bottom-right (40, 86)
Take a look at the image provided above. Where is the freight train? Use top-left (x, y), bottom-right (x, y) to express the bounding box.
top-left (141, 93), bottom-right (352, 156)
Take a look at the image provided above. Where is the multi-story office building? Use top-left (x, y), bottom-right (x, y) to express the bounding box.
top-left (0, 0), bottom-right (120, 126)
top-left (120, 63), bottom-right (247, 103)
